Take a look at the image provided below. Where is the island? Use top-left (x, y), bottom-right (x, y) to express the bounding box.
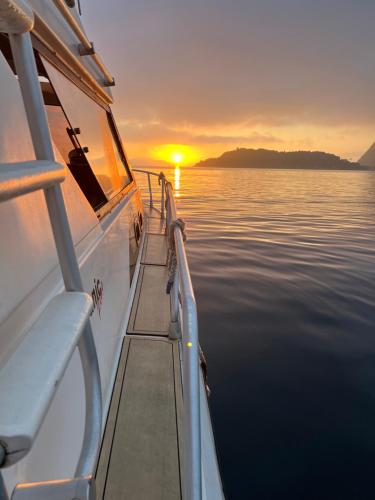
top-left (359, 143), bottom-right (375, 168)
top-left (194, 148), bottom-right (365, 170)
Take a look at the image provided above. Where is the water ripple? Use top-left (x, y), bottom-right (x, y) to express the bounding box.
top-left (137, 167), bottom-right (375, 499)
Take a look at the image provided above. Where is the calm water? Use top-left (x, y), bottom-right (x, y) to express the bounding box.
top-left (140, 168), bottom-right (375, 499)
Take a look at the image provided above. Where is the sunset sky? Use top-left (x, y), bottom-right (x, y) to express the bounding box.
top-left (84, 0), bottom-right (375, 166)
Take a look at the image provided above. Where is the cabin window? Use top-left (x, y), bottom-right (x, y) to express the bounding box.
top-left (44, 101), bottom-right (108, 210)
top-left (41, 58), bottom-right (133, 200)
top-left (0, 35), bottom-right (108, 211)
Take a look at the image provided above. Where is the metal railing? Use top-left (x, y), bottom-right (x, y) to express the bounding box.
top-left (132, 168), bottom-right (165, 219)
top-left (0, 3), bottom-right (102, 496)
top-left (52, 0), bottom-right (115, 86)
top-left (32, 11), bottom-right (113, 105)
top-left (133, 169), bottom-right (202, 500)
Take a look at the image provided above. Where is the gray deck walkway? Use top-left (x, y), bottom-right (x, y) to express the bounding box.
top-left (95, 337), bottom-right (183, 500)
top-left (96, 210), bottom-right (182, 499)
top-left (127, 265), bottom-right (170, 335)
top-left (128, 209), bottom-right (170, 336)
top-left (142, 234), bottom-right (168, 266)
top-left (147, 217), bottom-right (166, 235)
top-left (145, 207), bottom-right (167, 235)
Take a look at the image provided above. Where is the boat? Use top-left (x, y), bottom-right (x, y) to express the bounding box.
top-left (0, 1), bottom-right (224, 498)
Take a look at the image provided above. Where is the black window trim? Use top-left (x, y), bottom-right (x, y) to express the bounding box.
top-left (0, 34), bottom-right (136, 218)
top-left (39, 63), bottom-right (109, 212)
top-left (106, 110), bottom-right (134, 183)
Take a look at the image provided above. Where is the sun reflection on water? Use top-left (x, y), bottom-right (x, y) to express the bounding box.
top-left (174, 166), bottom-right (181, 197)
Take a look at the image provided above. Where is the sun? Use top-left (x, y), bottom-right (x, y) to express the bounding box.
top-left (152, 144), bottom-right (200, 166)
top-left (171, 152), bottom-right (183, 165)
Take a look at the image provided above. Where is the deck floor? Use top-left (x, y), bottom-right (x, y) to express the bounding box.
top-left (128, 210), bottom-right (170, 336)
top-left (142, 234), bottom-right (168, 266)
top-left (96, 210), bottom-right (182, 499)
top-left (127, 265), bottom-right (170, 335)
top-left (145, 207), bottom-right (166, 235)
top-left (96, 337), bottom-right (182, 500)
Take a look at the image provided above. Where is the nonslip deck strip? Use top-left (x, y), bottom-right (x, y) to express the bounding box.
top-left (127, 265), bottom-right (170, 336)
top-left (96, 337), bottom-right (182, 500)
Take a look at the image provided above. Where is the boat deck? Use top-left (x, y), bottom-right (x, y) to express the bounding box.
top-left (96, 208), bottom-right (183, 499)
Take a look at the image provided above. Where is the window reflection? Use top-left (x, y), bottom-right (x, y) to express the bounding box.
top-left (174, 166), bottom-right (181, 197)
top-left (45, 104), bottom-right (107, 211)
top-left (42, 58), bottom-right (132, 200)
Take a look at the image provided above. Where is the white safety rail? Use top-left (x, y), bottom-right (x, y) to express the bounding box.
top-left (133, 169), bottom-right (202, 500)
top-left (51, 0), bottom-right (115, 87)
top-left (0, 159), bottom-right (65, 201)
top-left (0, 2), bottom-right (102, 498)
top-left (0, 292), bottom-right (93, 465)
top-left (133, 168), bottom-right (166, 219)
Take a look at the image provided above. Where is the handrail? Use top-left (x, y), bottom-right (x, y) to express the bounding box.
top-left (133, 168), bottom-right (165, 218)
top-left (1, 13), bottom-right (102, 492)
top-left (0, 0), bottom-right (34, 33)
top-left (134, 168), bottom-right (202, 499)
top-left (0, 292), bottom-right (93, 466)
top-left (132, 168), bottom-right (161, 177)
top-left (52, 0), bottom-right (114, 86)
top-left (165, 181), bottom-right (202, 500)
top-left (0, 160), bottom-right (65, 202)
top-left (33, 13), bottom-right (113, 104)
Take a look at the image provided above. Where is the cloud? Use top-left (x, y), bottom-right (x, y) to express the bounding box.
top-left (84, 0), bottom-right (375, 159)
top-left (118, 119), bottom-right (282, 146)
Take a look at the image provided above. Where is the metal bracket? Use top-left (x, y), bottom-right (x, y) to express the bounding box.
top-left (103, 78), bottom-right (115, 87)
top-left (11, 476), bottom-right (95, 500)
top-left (78, 42), bottom-right (95, 56)
top-left (67, 127), bottom-right (81, 136)
top-left (169, 319), bottom-right (181, 340)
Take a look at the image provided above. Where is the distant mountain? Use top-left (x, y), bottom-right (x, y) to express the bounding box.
top-left (195, 148), bottom-right (363, 170)
top-left (359, 143), bottom-right (375, 168)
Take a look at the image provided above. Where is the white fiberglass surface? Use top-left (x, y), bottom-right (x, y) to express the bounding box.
top-left (2, 193), bottom-right (142, 492)
top-left (0, 50), bottom-right (56, 361)
top-left (0, 47), bottom-right (99, 365)
top-left (0, 49), bottom-right (144, 493)
top-left (29, 0), bottom-right (109, 87)
top-left (0, 51), bottom-right (34, 163)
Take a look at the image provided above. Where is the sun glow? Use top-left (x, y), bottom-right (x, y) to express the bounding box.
top-left (172, 152), bottom-right (183, 165)
top-left (174, 166), bottom-right (181, 196)
top-left (153, 144), bottom-right (199, 166)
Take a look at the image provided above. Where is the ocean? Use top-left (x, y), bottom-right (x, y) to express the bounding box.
top-left (137, 167), bottom-right (375, 499)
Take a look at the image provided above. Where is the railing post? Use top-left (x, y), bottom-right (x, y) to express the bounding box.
top-left (147, 172), bottom-right (153, 207)
top-left (169, 270), bottom-right (181, 340)
top-left (161, 177), bottom-right (165, 220)
top-left (9, 30), bottom-right (102, 478)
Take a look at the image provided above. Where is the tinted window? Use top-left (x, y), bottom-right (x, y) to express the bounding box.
top-left (44, 102), bottom-right (107, 211)
top-left (42, 58), bottom-right (133, 200)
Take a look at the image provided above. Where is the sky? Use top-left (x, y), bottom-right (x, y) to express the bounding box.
top-left (83, 0), bottom-right (375, 166)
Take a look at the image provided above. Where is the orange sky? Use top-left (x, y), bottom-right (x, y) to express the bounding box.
top-left (84, 0), bottom-right (375, 166)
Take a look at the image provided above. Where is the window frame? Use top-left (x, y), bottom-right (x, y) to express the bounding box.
top-left (36, 52), bottom-right (136, 218)
top-left (0, 33), bottom-right (136, 219)
top-left (106, 111), bottom-right (134, 183)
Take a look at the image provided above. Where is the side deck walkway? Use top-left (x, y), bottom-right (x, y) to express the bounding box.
top-left (96, 209), bottom-right (183, 499)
